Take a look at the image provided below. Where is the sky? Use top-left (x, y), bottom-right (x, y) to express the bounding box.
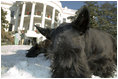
top-left (60, 1), bottom-right (117, 10)
top-left (61, 1), bottom-right (85, 10)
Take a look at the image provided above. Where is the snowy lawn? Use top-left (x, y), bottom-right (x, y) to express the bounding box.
top-left (1, 45), bottom-right (51, 78)
top-left (1, 45), bottom-right (116, 78)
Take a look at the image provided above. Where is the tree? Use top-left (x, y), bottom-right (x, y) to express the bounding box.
top-left (68, 1), bottom-right (117, 37)
top-left (1, 8), bottom-right (14, 45)
top-left (98, 2), bottom-right (117, 37)
top-left (1, 8), bottom-right (9, 29)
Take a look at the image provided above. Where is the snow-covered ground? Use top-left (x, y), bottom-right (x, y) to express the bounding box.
top-left (1, 45), bottom-right (51, 78)
top-left (1, 45), bottom-right (117, 78)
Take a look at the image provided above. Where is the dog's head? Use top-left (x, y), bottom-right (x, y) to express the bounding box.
top-left (35, 7), bottom-right (90, 63)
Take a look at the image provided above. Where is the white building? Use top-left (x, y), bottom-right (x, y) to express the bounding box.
top-left (1, 1), bottom-right (76, 43)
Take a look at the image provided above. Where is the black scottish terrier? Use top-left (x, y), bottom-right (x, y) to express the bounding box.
top-left (26, 7), bottom-right (117, 78)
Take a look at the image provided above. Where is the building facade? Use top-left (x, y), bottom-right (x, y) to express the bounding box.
top-left (1, 1), bottom-right (76, 43)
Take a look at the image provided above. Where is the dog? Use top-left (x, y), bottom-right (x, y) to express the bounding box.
top-left (26, 39), bottom-right (51, 57)
top-left (27, 7), bottom-right (117, 78)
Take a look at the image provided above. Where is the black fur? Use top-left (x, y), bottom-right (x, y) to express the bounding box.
top-left (28, 7), bottom-right (117, 78)
top-left (26, 39), bottom-right (51, 58)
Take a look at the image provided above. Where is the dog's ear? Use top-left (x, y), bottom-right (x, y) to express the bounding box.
top-left (34, 25), bottom-right (53, 39)
top-left (72, 6), bottom-right (90, 34)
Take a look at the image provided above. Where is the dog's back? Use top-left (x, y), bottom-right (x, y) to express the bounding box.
top-left (85, 28), bottom-right (117, 77)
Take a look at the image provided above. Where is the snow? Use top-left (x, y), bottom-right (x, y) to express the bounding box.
top-left (1, 45), bottom-right (117, 78)
top-left (1, 45), bottom-right (51, 78)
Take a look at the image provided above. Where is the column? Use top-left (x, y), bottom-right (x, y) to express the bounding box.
top-left (57, 13), bottom-right (60, 26)
top-left (29, 2), bottom-right (36, 31)
top-left (41, 4), bottom-right (46, 28)
top-left (19, 2), bottom-right (26, 30)
top-left (14, 6), bottom-right (20, 31)
top-left (51, 8), bottom-right (55, 28)
top-left (60, 13), bottom-right (63, 23)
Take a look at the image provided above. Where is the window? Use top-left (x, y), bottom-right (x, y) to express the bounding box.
top-left (9, 24), bottom-right (13, 31)
top-left (63, 18), bottom-right (66, 22)
top-left (11, 11), bottom-right (15, 18)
